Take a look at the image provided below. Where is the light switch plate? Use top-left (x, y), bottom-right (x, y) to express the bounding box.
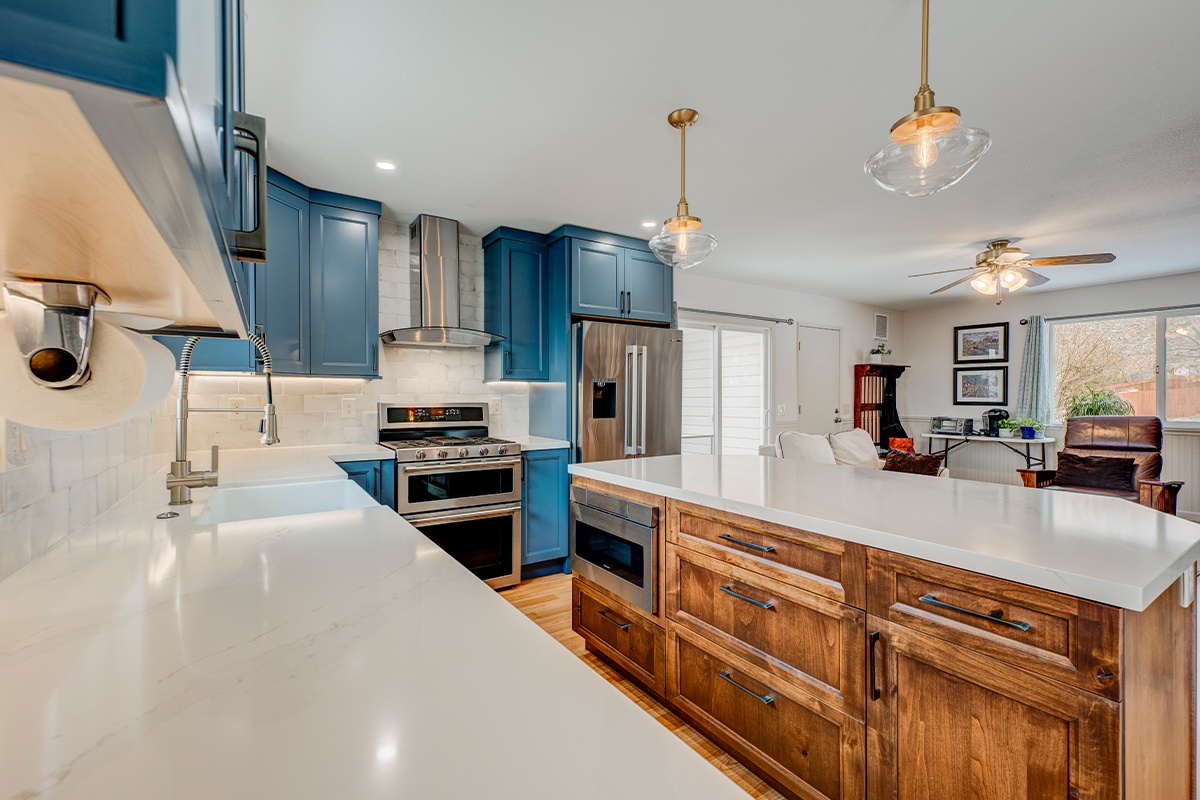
top-left (229, 397), bottom-right (245, 420)
top-left (489, 397), bottom-right (502, 416)
top-left (842, 403), bottom-right (850, 414)
top-left (341, 397), bottom-right (356, 419)
top-left (777, 404), bottom-right (785, 418)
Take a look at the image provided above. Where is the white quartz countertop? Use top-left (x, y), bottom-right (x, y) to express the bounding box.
top-left (510, 434), bottom-right (572, 451)
top-left (569, 455), bottom-right (1200, 611)
top-left (0, 446), bottom-right (747, 800)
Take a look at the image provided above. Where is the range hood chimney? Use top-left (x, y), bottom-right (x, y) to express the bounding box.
top-left (379, 215), bottom-right (504, 348)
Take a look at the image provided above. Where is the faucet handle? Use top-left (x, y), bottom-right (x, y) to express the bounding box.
top-left (203, 445), bottom-right (219, 487)
top-left (211, 444), bottom-right (218, 472)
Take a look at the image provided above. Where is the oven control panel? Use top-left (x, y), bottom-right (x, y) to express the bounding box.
top-left (383, 404), bottom-right (487, 426)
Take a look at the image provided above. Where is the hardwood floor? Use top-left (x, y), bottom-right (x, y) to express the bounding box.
top-left (501, 573), bottom-right (786, 800)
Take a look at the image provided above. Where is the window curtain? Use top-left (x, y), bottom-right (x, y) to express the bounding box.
top-left (1015, 315), bottom-right (1051, 421)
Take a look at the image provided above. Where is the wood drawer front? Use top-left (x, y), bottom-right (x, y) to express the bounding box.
top-left (668, 546), bottom-right (866, 720)
top-left (668, 627), bottom-right (866, 800)
top-left (668, 499), bottom-right (866, 609)
top-left (867, 551), bottom-right (1121, 700)
top-left (573, 579), bottom-right (665, 694)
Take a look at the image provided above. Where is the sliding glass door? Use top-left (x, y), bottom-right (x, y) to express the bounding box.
top-left (679, 321), bottom-right (769, 455)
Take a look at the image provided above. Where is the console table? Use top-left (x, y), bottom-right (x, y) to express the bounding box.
top-left (922, 433), bottom-right (1054, 469)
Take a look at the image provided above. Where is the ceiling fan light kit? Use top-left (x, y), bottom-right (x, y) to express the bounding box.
top-left (650, 108), bottom-right (718, 270)
top-left (910, 240), bottom-right (1117, 304)
top-left (865, 0), bottom-right (991, 196)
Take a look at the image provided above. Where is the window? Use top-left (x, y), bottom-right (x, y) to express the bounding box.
top-left (679, 321), bottom-right (770, 455)
top-left (1050, 310), bottom-right (1200, 423)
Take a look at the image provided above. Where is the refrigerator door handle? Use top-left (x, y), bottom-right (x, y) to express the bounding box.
top-left (625, 345), bottom-right (638, 455)
top-left (638, 345), bottom-right (648, 454)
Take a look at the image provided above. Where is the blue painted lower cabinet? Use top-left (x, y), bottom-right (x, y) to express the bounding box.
top-left (521, 448), bottom-right (570, 566)
top-left (337, 459), bottom-right (395, 508)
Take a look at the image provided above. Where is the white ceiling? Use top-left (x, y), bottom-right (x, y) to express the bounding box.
top-left (244, 0), bottom-right (1200, 309)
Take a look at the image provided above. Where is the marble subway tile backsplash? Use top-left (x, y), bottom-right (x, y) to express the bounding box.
top-left (0, 406), bottom-right (173, 580)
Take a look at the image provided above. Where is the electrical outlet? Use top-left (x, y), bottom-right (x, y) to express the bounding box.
top-left (0, 417), bottom-right (6, 473)
top-left (489, 397), bottom-right (502, 416)
top-left (341, 397), bottom-right (356, 419)
top-left (229, 397), bottom-right (246, 420)
top-left (777, 404), bottom-right (785, 418)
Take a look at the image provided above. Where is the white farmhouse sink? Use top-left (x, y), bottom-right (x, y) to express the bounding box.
top-left (197, 479), bottom-right (378, 525)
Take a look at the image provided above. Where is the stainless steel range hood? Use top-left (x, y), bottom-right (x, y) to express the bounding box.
top-left (379, 214), bottom-right (504, 348)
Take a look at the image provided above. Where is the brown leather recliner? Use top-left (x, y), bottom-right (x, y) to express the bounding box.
top-left (1017, 416), bottom-right (1184, 514)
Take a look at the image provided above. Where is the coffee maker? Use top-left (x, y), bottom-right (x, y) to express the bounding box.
top-left (982, 408), bottom-right (1009, 437)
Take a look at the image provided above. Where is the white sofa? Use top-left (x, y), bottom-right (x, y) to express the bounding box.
top-left (760, 429), bottom-right (950, 478)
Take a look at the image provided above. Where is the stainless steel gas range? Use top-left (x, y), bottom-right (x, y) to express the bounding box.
top-left (378, 402), bottom-right (522, 589)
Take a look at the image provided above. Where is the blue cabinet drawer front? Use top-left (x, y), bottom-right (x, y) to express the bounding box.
top-left (521, 448), bottom-right (570, 564)
top-left (155, 335), bottom-right (254, 371)
top-left (309, 204), bottom-right (379, 376)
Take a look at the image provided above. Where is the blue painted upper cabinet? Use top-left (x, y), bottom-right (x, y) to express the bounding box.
top-left (521, 448), bottom-right (570, 565)
top-left (310, 203), bottom-right (379, 376)
top-left (257, 181), bottom-right (311, 374)
top-left (483, 232), bottom-right (550, 382)
top-left (552, 227), bottom-right (673, 324)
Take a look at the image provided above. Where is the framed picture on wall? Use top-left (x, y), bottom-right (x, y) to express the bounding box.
top-left (954, 322), bottom-right (1008, 363)
top-left (954, 366), bottom-right (1008, 406)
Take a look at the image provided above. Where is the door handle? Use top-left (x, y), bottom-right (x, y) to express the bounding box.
top-left (227, 111), bottom-right (268, 262)
top-left (619, 291), bottom-right (625, 315)
top-left (505, 350), bottom-right (512, 375)
top-left (638, 345), bottom-right (647, 454)
top-left (718, 671), bottom-right (775, 705)
top-left (372, 343), bottom-right (378, 372)
top-left (918, 594), bottom-right (1032, 631)
top-left (869, 631), bottom-right (881, 700)
top-left (718, 584), bottom-right (775, 610)
top-left (625, 291), bottom-right (631, 314)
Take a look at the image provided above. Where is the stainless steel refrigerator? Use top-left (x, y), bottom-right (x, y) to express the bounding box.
top-left (572, 321), bottom-right (682, 463)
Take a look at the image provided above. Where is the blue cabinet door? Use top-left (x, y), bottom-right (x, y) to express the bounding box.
top-left (257, 183), bottom-right (310, 374)
top-left (623, 249), bottom-right (673, 324)
top-left (309, 203), bottom-right (379, 377)
top-left (521, 448), bottom-right (570, 564)
top-left (570, 239), bottom-right (625, 318)
top-left (504, 241), bottom-right (549, 381)
top-left (336, 459), bottom-right (395, 507)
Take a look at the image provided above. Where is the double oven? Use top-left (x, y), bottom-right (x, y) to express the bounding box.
top-left (380, 403), bottom-right (522, 589)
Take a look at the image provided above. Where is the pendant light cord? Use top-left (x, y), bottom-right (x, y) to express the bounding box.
top-left (920, 0), bottom-right (929, 88)
top-left (679, 123), bottom-right (687, 204)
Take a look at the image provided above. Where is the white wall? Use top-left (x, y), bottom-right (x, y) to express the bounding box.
top-left (900, 270), bottom-right (1200, 516)
top-left (675, 272), bottom-right (906, 442)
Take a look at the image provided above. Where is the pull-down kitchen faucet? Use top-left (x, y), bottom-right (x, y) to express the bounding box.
top-left (167, 335), bottom-right (279, 505)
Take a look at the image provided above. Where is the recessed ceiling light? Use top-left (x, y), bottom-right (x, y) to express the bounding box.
top-left (642, 221), bottom-right (657, 227)
top-left (375, 161), bottom-right (397, 171)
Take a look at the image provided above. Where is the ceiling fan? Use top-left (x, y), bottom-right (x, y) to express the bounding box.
top-left (910, 240), bottom-right (1115, 304)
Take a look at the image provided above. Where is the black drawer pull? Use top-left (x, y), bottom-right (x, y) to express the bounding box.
top-left (868, 630), bottom-right (881, 701)
top-left (719, 584), bottom-right (775, 610)
top-left (718, 533), bottom-right (775, 553)
top-left (597, 609), bottom-right (630, 631)
top-left (718, 670), bottom-right (775, 704)
top-left (919, 594), bottom-right (1032, 632)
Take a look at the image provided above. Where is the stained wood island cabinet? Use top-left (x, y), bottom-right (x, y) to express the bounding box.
top-left (568, 473), bottom-right (1197, 800)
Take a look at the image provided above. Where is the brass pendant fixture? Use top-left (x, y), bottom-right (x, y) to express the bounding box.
top-left (865, 0), bottom-right (991, 196)
top-left (650, 109), bottom-right (717, 270)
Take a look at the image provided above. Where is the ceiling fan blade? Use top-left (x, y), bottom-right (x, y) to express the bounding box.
top-left (1023, 253), bottom-right (1116, 267)
top-left (1017, 267), bottom-right (1050, 287)
top-left (909, 267), bottom-right (981, 278)
top-left (930, 273), bottom-right (979, 294)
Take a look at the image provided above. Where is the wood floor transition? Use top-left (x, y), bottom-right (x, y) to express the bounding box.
top-left (501, 572), bottom-right (786, 800)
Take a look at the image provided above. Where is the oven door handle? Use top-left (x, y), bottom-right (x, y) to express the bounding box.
top-left (402, 458), bottom-right (522, 474)
top-left (407, 503), bottom-right (522, 526)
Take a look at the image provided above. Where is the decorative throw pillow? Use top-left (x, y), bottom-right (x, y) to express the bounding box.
top-left (883, 451), bottom-right (945, 476)
top-left (827, 429), bottom-right (882, 469)
top-left (777, 432), bottom-right (837, 465)
top-left (1052, 452), bottom-right (1137, 491)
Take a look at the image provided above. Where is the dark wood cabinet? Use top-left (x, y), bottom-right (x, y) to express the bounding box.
top-left (865, 616), bottom-right (1120, 800)
top-left (573, 578), bottom-right (665, 695)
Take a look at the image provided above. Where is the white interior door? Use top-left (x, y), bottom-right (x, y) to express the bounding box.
top-left (796, 324), bottom-right (842, 434)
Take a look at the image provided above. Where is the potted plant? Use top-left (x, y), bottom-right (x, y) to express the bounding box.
top-left (1015, 417), bottom-right (1043, 440)
top-left (997, 418), bottom-right (1019, 439)
top-left (868, 342), bottom-right (891, 364)
top-left (1063, 388), bottom-right (1133, 418)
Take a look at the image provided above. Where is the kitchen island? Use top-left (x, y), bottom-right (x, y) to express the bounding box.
top-left (0, 445), bottom-right (751, 800)
top-left (568, 454), bottom-right (1200, 800)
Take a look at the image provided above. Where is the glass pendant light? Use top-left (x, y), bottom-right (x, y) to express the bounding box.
top-left (650, 109), bottom-right (717, 269)
top-left (865, 0), bottom-right (991, 196)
